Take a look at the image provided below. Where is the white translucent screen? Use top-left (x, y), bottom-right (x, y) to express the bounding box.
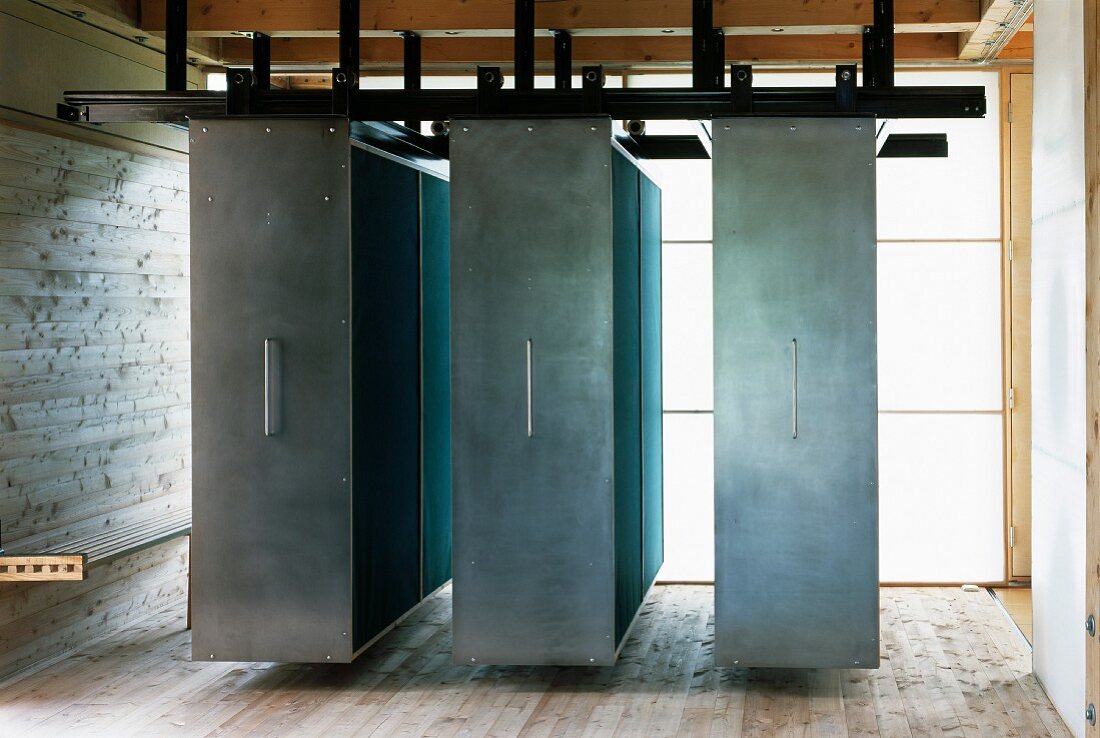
top-left (877, 241), bottom-right (1003, 412)
top-left (879, 413), bottom-right (1005, 582)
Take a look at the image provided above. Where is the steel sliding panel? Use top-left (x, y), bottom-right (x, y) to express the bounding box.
top-left (450, 117), bottom-right (617, 666)
top-left (190, 119), bottom-right (353, 663)
top-left (712, 117), bottom-right (879, 668)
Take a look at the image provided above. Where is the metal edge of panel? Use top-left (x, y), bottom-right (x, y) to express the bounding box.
top-left (350, 121), bottom-right (449, 181)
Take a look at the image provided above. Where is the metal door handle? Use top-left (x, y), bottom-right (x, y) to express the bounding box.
top-left (791, 338), bottom-right (798, 439)
top-left (264, 338), bottom-right (281, 436)
top-left (526, 338), bottom-right (534, 438)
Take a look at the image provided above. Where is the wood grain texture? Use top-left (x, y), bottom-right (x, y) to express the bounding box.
top-left (138, 0), bottom-right (980, 35)
top-left (1006, 71), bottom-right (1033, 580)
top-left (0, 586), bottom-right (1071, 737)
top-left (0, 120), bottom-right (190, 681)
top-left (1087, 0), bottom-right (1100, 730)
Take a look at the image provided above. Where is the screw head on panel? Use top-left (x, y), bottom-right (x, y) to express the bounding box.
top-left (470, 657), bottom-right (477, 663)
top-left (265, 127), bottom-right (272, 133)
top-left (1087, 704), bottom-right (1096, 726)
top-left (1087, 614), bottom-right (1096, 637)
top-left (207, 196), bottom-right (213, 202)
top-left (202, 127), bottom-right (208, 133)
top-left (329, 127), bottom-right (336, 133)
top-left (789, 125), bottom-right (797, 131)
top-left (840, 70), bottom-right (852, 81)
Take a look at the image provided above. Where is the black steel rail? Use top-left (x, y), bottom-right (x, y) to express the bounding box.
top-left (58, 83), bottom-right (986, 125)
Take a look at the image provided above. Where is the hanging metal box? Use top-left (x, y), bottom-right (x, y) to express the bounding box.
top-left (189, 118), bottom-right (452, 663)
top-left (449, 117), bottom-right (664, 666)
top-left (712, 116), bottom-right (880, 668)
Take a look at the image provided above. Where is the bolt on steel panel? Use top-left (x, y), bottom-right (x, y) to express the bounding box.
top-left (712, 116), bottom-right (880, 668)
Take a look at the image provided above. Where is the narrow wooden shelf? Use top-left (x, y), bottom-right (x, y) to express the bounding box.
top-left (0, 555), bottom-right (87, 582)
top-left (0, 509), bottom-right (191, 584)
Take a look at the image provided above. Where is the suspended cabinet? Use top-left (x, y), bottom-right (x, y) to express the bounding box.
top-left (189, 118), bottom-right (452, 663)
top-left (712, 116), bottom-right (880, 669)
top-left (449, 117), bottom-right (664, 666)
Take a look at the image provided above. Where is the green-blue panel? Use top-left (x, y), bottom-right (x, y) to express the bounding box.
top-left (350, 148), bottom-right (422, 649)
top-left (612, 151), bottom-right (643, 645)
top-left (640, 172), bottom-right (664, 591)
top-left (420, 173), bottom-right (453, 595)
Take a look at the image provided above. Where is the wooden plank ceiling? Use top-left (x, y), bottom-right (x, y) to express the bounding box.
top-left (36, 0), bottom-right (1032, 71)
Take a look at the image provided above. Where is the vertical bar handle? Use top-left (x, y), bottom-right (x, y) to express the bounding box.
top-left (791, 338), bottom-right (798, 439)
top-left (264, 338), bottom-right (281, 436)
top-left (526, 338), bottom-right (534, 438)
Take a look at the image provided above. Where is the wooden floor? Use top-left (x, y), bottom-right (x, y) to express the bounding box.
top-left (0, 585), bottom-right (1071, 737)
top-left (991, 587), bottom-right (1034, 643)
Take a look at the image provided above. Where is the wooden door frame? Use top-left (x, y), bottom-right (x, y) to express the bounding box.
top-left (1000, 66), bottom-right (1034, 583)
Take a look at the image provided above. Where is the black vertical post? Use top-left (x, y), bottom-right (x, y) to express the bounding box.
top-left (402, 31), bottom-right (422, 131)
top-left (861, 26), bottom-right (877, 89)
top-left (552, 30), bottom-right (572, 89)
top-left (711, 28), bottom-right (725, 89)
top-left (692, 0), bottom-right (714, 90)
top-left (165, 0), bottom-right (187, 91)
top-left (864, 0), bottom-right (894, 89)
top-left (252, 32), bottom-right (271, 93)
top-left (339, 0), bottom-right (359, 82)
top-left (514, 0), bottom-right (535, 90)
top-left (875, 0), bottom-right (894, 87)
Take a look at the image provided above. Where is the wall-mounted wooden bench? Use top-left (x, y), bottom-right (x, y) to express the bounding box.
top-left (0, 508), bottom-right (192, 583)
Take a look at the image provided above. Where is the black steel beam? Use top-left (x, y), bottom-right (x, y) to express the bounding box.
top-left (339, 0), bottom-right (359, 81)
top-left (863, 0), bottom-right (894, 89)
top-left (59, 84), bottom-right (987, 124)
top-left (401, 31), bottom-right (422, 130)
top-left (711, 28), bottom-right (725, 90)
top-left (252, 33), bottom-right (271, 93)
top-left (692, 0), bottom-right (715, 91)
top-left (875, 0), bottom-right (895, 88)
top-left (515, 0), bottom-right (536, 90)
top-left (164, 0), bottom-right (187, 91)
top-left (552, 30), bottom-right (572, 90)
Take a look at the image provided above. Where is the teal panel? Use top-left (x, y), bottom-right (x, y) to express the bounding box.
top-left (612, 151), bottom-right (643, 645)
top-left (420, 172), bottom-right (453, 595)
top-left (350, 148), bottom-right (422, 649)
top-left (640, 173), bottom-right (664, 591)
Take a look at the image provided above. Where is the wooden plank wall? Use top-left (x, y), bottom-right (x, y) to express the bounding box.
top-left (0, 120), bottom-right (191, 679)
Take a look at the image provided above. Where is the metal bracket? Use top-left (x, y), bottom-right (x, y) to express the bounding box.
top-left (711, 29), bottom-right (726, 90)
top-left (477, 66), bottom-right (504, 114)
top-left (836, 65), bottom-right (857, 112)
top-left (582, 66), bottom-right (604, 114)
top-left (552, 30), bottom-right (572, 90)
top-left (226, 68), bottom-right (255, 115)
top-left (331, 68), bottom-right (355, 115)
top-left (731, 65), bottom-right (753, 113)
top-left (862, 0), bottom-right (895, 89)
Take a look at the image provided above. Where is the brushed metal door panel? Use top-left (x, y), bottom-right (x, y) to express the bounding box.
top-left (713, 117), bottom-right (879, 668)
top-left (450, 118), bottom-right (617, 665)
top-left (190, 119), bottom-right (353, 663)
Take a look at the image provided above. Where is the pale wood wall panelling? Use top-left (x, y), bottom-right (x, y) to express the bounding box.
top-left (0, 120), bottom-right (190, 680)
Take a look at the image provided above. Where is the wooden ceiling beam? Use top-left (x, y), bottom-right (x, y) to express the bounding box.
top-left (29, 0), bottom-right (221, 64)
top-left (218, 33), bottom-right (959, 68)
top-left (958, 2), bottom-right (1030, 60)
top-left (139, 0), bottom-right (981, 37)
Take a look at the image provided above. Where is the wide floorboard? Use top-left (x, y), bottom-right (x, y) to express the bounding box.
top-left (0, 585), bottom-right (1071, 737)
